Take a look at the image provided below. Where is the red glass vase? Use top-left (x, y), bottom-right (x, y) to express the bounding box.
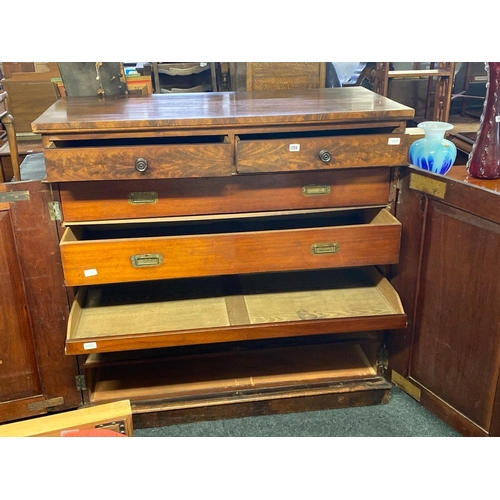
top-left (467, 62), bottom-right (500, 179)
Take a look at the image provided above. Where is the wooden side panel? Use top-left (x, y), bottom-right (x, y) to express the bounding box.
top-left (410, 200), bottom-right (500, 431)
top-left (3, 181), bottom-right (82, 414)
top-left (387, 168), bottom-right (426, 377)
top-left (0, 207), bottom-right (44, 410)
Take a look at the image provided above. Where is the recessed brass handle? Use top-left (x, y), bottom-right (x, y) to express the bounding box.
top-left (135, 157), bottom-right (148, 172)
top-left (311, 242), bottom-right (339, 255)
top-left (131, 253), bottom-right (163, 267)
top-left (318, 150), bottom-right (332, 163)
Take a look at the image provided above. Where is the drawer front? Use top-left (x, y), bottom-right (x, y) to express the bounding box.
top-left (60, 208), bottom-right (401, 286)
top-left (44, 142), bottom-right (233, 182)
top-left (59, 168), bottom-right (391, 222)
top-left (236, 133), bottom-right (408, 173)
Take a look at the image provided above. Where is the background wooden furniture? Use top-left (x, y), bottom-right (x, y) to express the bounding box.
top-left (389, 165), bottom-right (500, 437)
top-left (0, 91), bottom-right (19, 182)
top-left (151, 62), bottom-right (217, 93)
top-left (1, 67), bottom-right (60, 133)
top-left (374, 63), bottom-right (456, 123)
top-left (30, 87), bottom-right (413, 427)
top-left (230, 63), bottom-right (326, 91)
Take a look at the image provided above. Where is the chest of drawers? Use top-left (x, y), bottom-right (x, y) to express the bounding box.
top-left (32, 87), bottom-right (414, 425)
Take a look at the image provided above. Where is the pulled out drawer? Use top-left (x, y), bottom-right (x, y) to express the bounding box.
top-left (236, 131), bottom-right (408, 173)
top-left (84, 339), bottom-right (387, 406)
top-left (59, 207), bottom-right (402, 286)
top-left (58, 168), bottom-right (391, 222)
top-left (65, 267), bottom-right (407, 355)
top-left (43, 135), bottom-right (233, 182)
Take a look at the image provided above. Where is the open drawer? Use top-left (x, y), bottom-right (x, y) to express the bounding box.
top-left (59, 207), bottom-right (402, 286)
top-left (235, 131), bottom-right (408, 173)
top-left (65, 266), bottom-right (407, 355)
top-left (82, 335), bottom-right (388, 407)
top-left (43, 134), bottom-right (233, 182)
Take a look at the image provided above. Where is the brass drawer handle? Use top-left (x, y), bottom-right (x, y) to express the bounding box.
top-left (130, 253), bottom-right (163, 267)
top-left (318, 150), bottom-right (332, 163)
top-left (311, 242), bottom-right (339, 255)
top-left (135, 157), bottom-right (148, 172)
top-left (302, 184), bottom-right (331, 196)
top-left (127, 191), bottom-right (158, 204)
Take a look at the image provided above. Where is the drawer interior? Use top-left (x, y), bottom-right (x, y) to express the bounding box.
top-left (236, 127), bottom-right (400, 141)
top-left (48, 134), bottom-right (229, 149)
top-left (66, 266), bottom-right (406, 354)
top-left (82, 335), bottom-right (382, 405)
top-left (62, 207), bottom-right (399, 241)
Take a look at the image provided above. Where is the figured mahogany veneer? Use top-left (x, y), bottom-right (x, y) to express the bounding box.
top-left (32, 88), bottom-right (414, 422)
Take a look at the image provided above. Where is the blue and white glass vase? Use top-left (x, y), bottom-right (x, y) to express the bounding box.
top-left (409, 121), bottom-right (457, 175)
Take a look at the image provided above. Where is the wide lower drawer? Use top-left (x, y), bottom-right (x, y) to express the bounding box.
top-left (43, 135), bottom-right (233, 182)
top-left (65, 267), bottom-right (407, 355)
top-left (59, 208), bottom-right (402, 286)
top-left (83, 337), bottom-right (385, 406)
top-left (236, 132), bottom-right (408, 173)
top-left (58, 168), bottom-right (392, 222)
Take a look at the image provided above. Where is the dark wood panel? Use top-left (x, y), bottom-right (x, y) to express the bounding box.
top-left (133, 380), bottom-right (391, 428)
top-left (0, 206), bottom-right (43, 409)
top-left (410, 200), bottom-right (500, 430)
top-left (4, 181), bottom-right (81, 412)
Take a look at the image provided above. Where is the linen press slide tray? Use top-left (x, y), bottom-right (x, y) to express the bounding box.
top-left (65, 266), bottom-right (406, 355)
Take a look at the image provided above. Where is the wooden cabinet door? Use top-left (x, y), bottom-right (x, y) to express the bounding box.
top-left (0, 180), bottom-right (82, 424)
top-left (389, 167), bottom-right (500, 437)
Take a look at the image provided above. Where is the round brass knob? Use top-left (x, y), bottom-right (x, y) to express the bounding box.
top-left (135, 158), bottom-right (148, 172)
top-left (319, 150), bottom-right (332, 163)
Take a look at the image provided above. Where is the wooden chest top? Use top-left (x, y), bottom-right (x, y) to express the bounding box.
top-left (31, 87), bottom-right (414, 134)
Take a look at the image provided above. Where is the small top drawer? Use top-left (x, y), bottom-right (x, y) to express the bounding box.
top-left (43, 135), bottom-right (233, 182)
top-left (236, 131), bottom-right (408, 173)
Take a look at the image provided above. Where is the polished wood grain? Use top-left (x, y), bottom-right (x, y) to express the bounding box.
top-left (236, 133), bottom-right (409, 173)
top-left (59, 208), bottom-right (401, 286)
top-left (32, 87), bottom-right (413, 421)
top-left (0, 206), bottom-right (44, 419)
top-left (59, 169), bottom-right (391, 222)
top-left (31, 88), bottom-right (415, 134)
top-left (389, 165), bottom-right (500, 436)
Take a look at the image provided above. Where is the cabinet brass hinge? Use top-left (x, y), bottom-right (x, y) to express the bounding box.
top-left (0, 190), bottom-right (30, 203)
top-left (27, 396), bottom-right (65, 412)
top-left (48, 201), bottom-right (62, 221)
top-left (75, 375), bottom-right (87, 390)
